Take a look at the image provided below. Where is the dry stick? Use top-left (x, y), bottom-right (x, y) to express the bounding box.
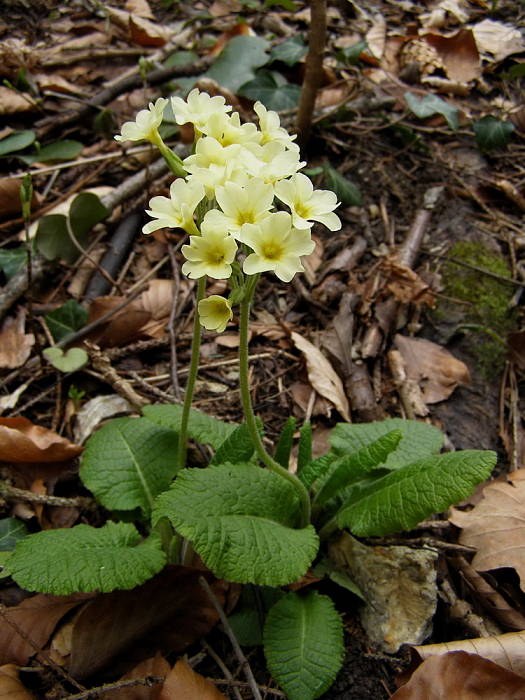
top-left (199, 576), bottom-right (263, 700)
top-left (212, 678), bottom-right (286, 697)
top-left (202, 640), bottom-right (243, 700)
top-left (61, 676), bottom-right (165, 700)
top-left (0, 482), bottom-right (93, 509)
top-left (295, 0), bottom-right (327, 145)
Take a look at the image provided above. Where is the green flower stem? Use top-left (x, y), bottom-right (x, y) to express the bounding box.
top-left (239, 276), bottom-right (311, 528)
top-left (176, 276), bottom-right (206, 469)
top-left (156, 138), bottom-right (187, 178)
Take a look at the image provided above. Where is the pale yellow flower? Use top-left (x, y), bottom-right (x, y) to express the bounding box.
top-left (115, 98), bottom-right (167, 145)
top-left (244, 142), bottom-right (305, 184)
top-left (142, 178), bottom-right (204, 235)
top-left (254, 101), bottom-right (298, 149)
top-left (203, 179), bottom-right (274, 239)
top-left (202, 111), bottom-right (261, 147)
top-left (275, 173), bottom-right (341, 231)
top-left (171, 88), bottom-right (232, 131)
top-left (181, 223), bottom-right (237, 279)
top-left (240, 212), bottom-right (315, 283)
top-left (198, 295), bottom-right (233, 332)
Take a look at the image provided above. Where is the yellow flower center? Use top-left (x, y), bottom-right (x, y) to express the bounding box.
top-left (294, 201), bottom-right (311, 219)
top-left (206, 248), bottom-right (226, 265)
top-left (262, 241), bottom-right (284, 261)
top-left (236, 211), bottom-right (255, 226)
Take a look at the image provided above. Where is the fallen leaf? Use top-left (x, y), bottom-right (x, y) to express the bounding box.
top-left (381, 258), bottom-right (436, 307)
top-left (34, 73), bottom-right (86, 96)
top-left (74, 395), bottom-right (133, 445)
top-left (424, 30), bottom-right (481, 83)
top-left (0, 310), bottom-right (34, 369)
top-left (420, 0), bottom-right (470, 29)
top-left (105, 7), bottom-right (170, 47)
top-left (472, 19), bottom-right (525, 63)
top-left (86, 297), bottom-right (151, 347)
top-left (159, 660), bottom-right (227, 700)
top-left (0, 664), bottom-right (34, 699)
top-left (125, 0), bottom-right (154, 19)
top-left (392, 651), bottom-right (525, 699)
top-left (102, 654), bottom-right (170, 700)
top-left (366, 14), bottom-right (386, 60)
top-left (291, 332), bottom-right (350, 420)
top-left (0, 417), bottom-right (83, 463)
top-left (0, 594), bottom-right (90, 666)
top-left (0, 178), bottom-right (39, 219)
top-left (68, 567), bottom-right (228, 679)
top-left (393, 335), bottom-right (470, 403)
top-left (450, 470), bottom-right (525, 592)
top-left (43, 346), bottom-right (89, 373)
top-left (0, 87), bottom-right (35, 115)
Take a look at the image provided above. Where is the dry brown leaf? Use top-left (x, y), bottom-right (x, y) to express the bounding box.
top-left (159, 660), bottom-right (227, 700)
top-left (0, 178), bottom-right (38, 219)
top-left (424, 30), bottom-right (481, 83)
top-left (102, 654), bottom-right (170, 700)
top-left (86, 297), bottom-right (151, 347)
top-left (0, 594), bottom-right (90, 666)
top-left (366, 14), bottom-right (386, 60)
top-left (290, 333), bottom-right (350, 420)
top-left (0, 665), bottom-right (34, 700)
top-left (125, 0), bottom-right (154, 19)
top-left (34, 73), bottom-right (85, 96)
top-left (0, 87), bottom-right (36, 115)
top-left (0, 310), bottom-right (34, 369)
top-left (105, 7), bottom-right (170, 47)
top-left (450, 470), bottom-right (525, 591)
top-left (303, 235), bottom-right (323, 286)
top-left (393, 334), bottom-right (470, 403)
top-left (209, 0), bottom-right (242, 16)
top-left (391, 651), bottom-right (525, 699)
top-left (0, 417), bottom-right (83, 463)
top-left (420, 0), bottom-right (470, 29)
top-left (472, 19), bottom-right (525, 63)
top-left (381, 258), bottom-right (435, 307)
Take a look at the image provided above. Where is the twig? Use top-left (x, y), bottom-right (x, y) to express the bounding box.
top-left (212, 678), bottom-right (287, 697)
top-left (199, 576), bottom-right (262, 700)
top-left (296, 0), bottom-right (327, 145)
top-left (202, 640), bottom-right (243, 700)
top-left (61, 676), bottom-right (164, 700)
top-left (87, 343), bottom-right (149, 410)
top-left (0, 482), bottom-right (93, 509)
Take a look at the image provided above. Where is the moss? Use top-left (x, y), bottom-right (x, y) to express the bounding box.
top-left (437, 241), bottom-right (516, 378)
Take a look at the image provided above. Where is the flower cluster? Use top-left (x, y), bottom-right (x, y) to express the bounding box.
top-left (116, 89), bottom-right (341, 332)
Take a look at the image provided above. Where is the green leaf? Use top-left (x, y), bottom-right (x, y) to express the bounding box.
top-left (338, 39), bottom-right (368, 66)
top-left (239, 70), bottom-right (301, 111)
top-left (315, 430), bottom-right (403, 506)
top-left (45, 299), bottom-right (88, 342)
top-left (404, 92), bottom-right (459, 130)
top-left (0, 518), bottom-right (29, 551)
top-left (270, 36), bottom-right (307, 66)
top-left (503, 63), bottom-right (525, 80)
top-left (474, 115), bottom-right (514, 151)
top-left (164, 50), bottom-right (198, 69)
top-left (142, 404), bottom-right (237, 449)
top-left (5, 522), bottom-right (166, 594)
top-left (206, 35), bottom-right (269, 92)
top-left (0, 247), bottom-right (27, 280)
top-left (35, 192), bottom-right (109, 263)
top-left (337, 450), bottom-right (497, 536)
top-left (228, 584), bottom-right (284, 646)
top-left (20, 139), bottom-right (83, 164)
top-left (153, 463), bottom-right (319, 586)
top-left (264, 591), bottom-right (344, 700)
top-left (43, 346), bottom-right (89, 372)
top-left (313, 558), bottom-right (365, 600)
top-left (297, 421), bottom-right (312, 472)
top-left (299, 453), bottom-right (336, 490)
top-left (274, 417), bottom-right (296, 468)
top-left (0, 130), bottom-right (35, 156)
top-left (265, 0), bottom-right (297, 8)
top-left (80, 417), bottom-right (179, 515)
top-left (330, 418), bottom-right (443, 470)
top-left (211, 422), bottom-right (256, 465)
top-left (322, 164), bottom-right (363, 206)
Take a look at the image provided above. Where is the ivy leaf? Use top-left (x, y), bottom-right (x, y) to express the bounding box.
top-left (337, 450), bottom-right (497, 536)
top-left (274, 417), bottom-right (296, 468)
top-left (43, 346), bottom-right (89, 373)
top-left (20, 139), bottom-right (83, 165)
top-left (0, 518), bottom-right (28, 551)
top-left (330, 418), bottom-right (443, 470)
top-left (153, 463), bottom-right (319, 586)
top-left (142, 404), bottom-right (237, 449)
top-left (270, 36), bottom-right (307, 66)
top-left (0, 130), bottom-right (35, 156)
top-left (80, 417), bottom-right (179, 516)
top-left (0, 247), bottom-right (27, 280)
top-left (404, 92), bottom-right (459, 130)
top-left (45, 299), bottom-right (88, 342)
top-left (264, 591), bottom-right (344, 700)
top-left (206, 36), bottom-right (269, 92)
top-left (322, 164), bottom-right (363, 206)
top-left (5, 522), bottom-right (166, 594)
top-left (239, 70), bottom-right (301, 111)
top-left (474, 115), bottom-right (514, 151)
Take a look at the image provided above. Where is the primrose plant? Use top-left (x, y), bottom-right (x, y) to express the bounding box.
top-left (6, 91), bottom-right (497, 700)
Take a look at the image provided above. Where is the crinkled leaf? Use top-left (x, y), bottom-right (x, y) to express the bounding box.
top-left (210, 421), bottom-right (257, 465)
top-left (206, 36), bottom-right (269, 92)
top-left (299, 453), bottom-right (336, 490)
top-left (330, 418), bottom-right (443, 470)
top-left (20, 139), bottom-right (83, 164)
top-left (315, 430), bottom-right (403, 506)
top-left (80, 417), bottom-right (179, 515)
top-left (474, 115), bottom-right (514, 151)
top-left (405, 92), bottom-right (459, 130)
top-left (239, 70), bottom-right (301, 111)
top-left (337, 450), bottom-right (497, 536)
top-left (153, 463), bottom-right (319, 586)
top-left (0, 130), bottom-right (35, 156)
top-left (270, 36), bottom-right (307, 66)
top-left (0, 247), bottom-right (26, 280)
top-left (142, 404), bottom-right (237, 449)
top-left (45, 300), bottom-right (88, 342)
top-left (274, 417), bottom-right (296, 468)
top-left (322, 164), bottom-right (363, 206)
top-left (6, 522), bottom-right (166, 594)
top-left (43, 346), bottom-right (88, 372)
top-left (0, 518), bottom-right (28, 552)
top-left (297, 421), bottom-right (312, 472)
top-left (264, 591), bottom-right (344, 700)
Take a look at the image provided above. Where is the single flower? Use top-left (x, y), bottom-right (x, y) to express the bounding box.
top-left (240, 211), bottom-right (315, 283)
top-left (275, 173), bottom-right (342, 231)
top-left (244, 141), bottom-right (305, 184)
top-left (254, 101), bottom-right (298, 149)
top-left (142, 178), bottom-right (204, 235)
top-left (203, 178), bottom-right (274, 239)
top-left (181, 224), bottom-right (237, 279)
top-left (171, 88), bottom-right (232, 131)
top-left (198, 295), bottom-right (233, 332)
top-left (115, 98), bottom-right (167, 145)
top-left (202, 111), bottom-right (261, 147)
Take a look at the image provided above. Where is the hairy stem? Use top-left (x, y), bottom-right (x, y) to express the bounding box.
top-left (239, 276), bottom-right (311, 527)
top-left (176, 276), bottom-right (206, 469)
